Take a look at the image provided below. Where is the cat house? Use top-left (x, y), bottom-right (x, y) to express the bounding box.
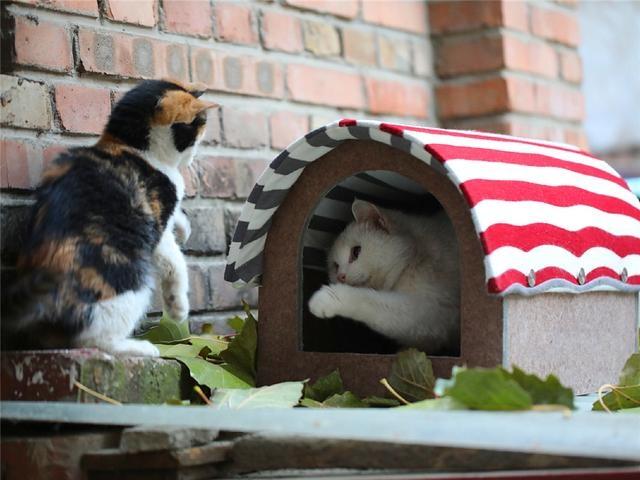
top-left (225, 119), bottom-right (640, 395)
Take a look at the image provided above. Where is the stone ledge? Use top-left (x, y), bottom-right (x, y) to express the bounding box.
top-left (1, 349), bottom-right (191, 404)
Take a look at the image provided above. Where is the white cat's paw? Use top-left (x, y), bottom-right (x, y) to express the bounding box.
top-left (99, 339), bottom-right (160, 357)
top-left (309, 285), bottom-right (341, 318)
top-left (165, 292), bottom-right (190, 322)
top-left (174, 214), bottom-right (191, 245)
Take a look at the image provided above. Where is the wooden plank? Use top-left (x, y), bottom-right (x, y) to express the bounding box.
top-left (2, 401), bottom-right (639, 462)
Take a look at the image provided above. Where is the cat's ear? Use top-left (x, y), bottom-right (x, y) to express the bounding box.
top-left (352, 200), bottom-right (389, 232)
top-left (154, 90), bottom-right (218, 125)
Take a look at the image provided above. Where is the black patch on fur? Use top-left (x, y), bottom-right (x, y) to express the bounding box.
top-left (171, 112), bottom-right (206, 152)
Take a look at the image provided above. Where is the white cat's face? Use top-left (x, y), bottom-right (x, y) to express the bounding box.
top-left (327, 200), bottom-right (413, 289)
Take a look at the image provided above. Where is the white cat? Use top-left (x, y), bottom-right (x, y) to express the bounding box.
top-left (308, 199), bottom-right (460, 353)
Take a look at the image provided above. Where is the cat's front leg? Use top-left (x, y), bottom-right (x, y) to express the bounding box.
top-left (154, 229), bottom-right (190, 322)
top-left (173, 208), bottom-right (191, 245)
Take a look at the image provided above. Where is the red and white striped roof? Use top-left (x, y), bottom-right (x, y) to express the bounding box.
top-left (226, 119), bottom-right (640, 295)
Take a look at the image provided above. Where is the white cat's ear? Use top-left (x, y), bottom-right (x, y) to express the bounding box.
top-left (352, 200), bottom-right (389, 232)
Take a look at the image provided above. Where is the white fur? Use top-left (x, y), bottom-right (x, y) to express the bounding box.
top-left (74, 285), bottom-right (159, 356)
top-left (309, 200), bottom-right (460, 353)
top-left (154, 227), bottom-right (190, 322)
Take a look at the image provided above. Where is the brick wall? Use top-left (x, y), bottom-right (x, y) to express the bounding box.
top-left (430, 0), bottom-right (586, 148)
top-left (0, 0), bottom-right (587, 332)
top-left (0, 0), bottom-right (435, 330)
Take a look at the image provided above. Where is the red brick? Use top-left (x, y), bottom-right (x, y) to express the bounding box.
top-left (503, 35), bottom-right (558, 78)
top-left (162, 0), bottom-right (212, 38)
top-left (261, 10), bottom-right (303, 53)
top-left (284, 0), bottom-right (358, 19)
top-left (342, 27), bottom-right (376, 66)
top-left (436, 77), bottom-right (509, 119)
top-left (202, 110), bottom-right (221, 145)
top-left (14, 17), bottom-right (73, 72)
top-left (436, 34), bottom-right (503, 77)
top-left (563, 127), bottom-right (588, 150)
top-left (302, 20), bottom-right (340, 57)
top-left (13, 0), bottom-right (99, 16)
top-left (191, 48), bottom-right (284, 98)
top-left (429, 0), bottom-right (527, 35)
top-left (287, 64), bottom-right (364, 109)
top-left (104, 0), bottom-right (156, 27)
top-left (366, 78), bottom-right (429, 118)
top-left (531, 6), bottom-right (580, 46)
top-left (214, 2), bottom-right (257, 45)
top-left (506, 76), bottom-right (584, 121)
top-left (560, 50), bottom-right (582, 83)
top-left (54, 84), bottom-right (111, 134)
top-left (362, 0), bottom-right (427, 34)
top-left (378, 35), bottom-right (411, 73)
top-left (269, 111), bottom-right (309, 150)
top-left (0, 139), bottom-right (43, 190)
top-left (233, 157), bottom-right (269, 199)
top-left (222, 107), bottom-right (268, 149)
top-left (42, 144), bottom-right (67, 167)
top-left (78, 29), bottom-right (189, 81)
top-left (196, 156), bottom-right (236, 198)
top-left (1, 139), bottom-right (28, 189)
top-left (180, 163), bottom-right (199, 198)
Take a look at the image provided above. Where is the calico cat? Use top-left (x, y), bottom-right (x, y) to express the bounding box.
top-left (3, 79), bottom-right (216, 356)
top-left (309, 199), bottom-right (460, 354)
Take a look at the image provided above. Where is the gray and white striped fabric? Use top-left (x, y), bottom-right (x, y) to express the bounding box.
top-left (224, 119), bottom-right (436, 287)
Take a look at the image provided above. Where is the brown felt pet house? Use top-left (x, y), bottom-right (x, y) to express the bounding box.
top-left (225, 120), bottom-right (640, 396)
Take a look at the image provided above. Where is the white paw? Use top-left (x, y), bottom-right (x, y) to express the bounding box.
top-left (309, 285), bottom-right (341, 318)
top-left (100, 339), bottom-right (160, 357)
top-left (164, 292), bottom-right (189, 322)
top-left (174, 217), bottom-right (191, 245)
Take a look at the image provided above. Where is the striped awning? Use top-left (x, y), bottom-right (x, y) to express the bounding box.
top-left (225, 119), bottom-right (640, 296)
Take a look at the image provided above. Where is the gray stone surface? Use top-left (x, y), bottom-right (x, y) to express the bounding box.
top-left (120, 425), bottom-right (219, 453)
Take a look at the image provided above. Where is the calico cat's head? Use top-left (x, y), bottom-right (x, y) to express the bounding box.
top-left (101, 79), bottom-right (217, 167)
top-left (327, 200), bottom-right (414, 290)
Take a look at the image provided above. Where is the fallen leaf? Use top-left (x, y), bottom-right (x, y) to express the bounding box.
top-left (135, 314), bottom-right (191, 343)
top-left (156, 343), bottom-right (209, 358)
top-left (174, 356), bottom-right (251, 390)
top-left (304, 370), bottom-right (344, 402)
top-left (221, 309), bottom-right (257, 383)
top-left (396, 397), bottom-right (465, 410)
top-left (388, 349), bottom-right (435, 403)
top-left (210, 381), bottom-right (304, 409)
top-left (510, 366), bottom-right (574, 409)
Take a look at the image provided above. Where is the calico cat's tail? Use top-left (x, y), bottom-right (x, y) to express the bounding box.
top-left (1, 269), bottom-right (62, 348)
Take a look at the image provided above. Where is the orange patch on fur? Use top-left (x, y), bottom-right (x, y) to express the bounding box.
top-left (19, 237), bottom-right (79, 271)
top-left (78, 267), bottom-right (116, 300)
top-left (101, 244), bottom-right (129, 265)
top-left (96, 133), bottom-right (134, 156)
top-left (41, 161), bottom-right (72, 184)
top-left (154, 90), bottom-right (218, 125)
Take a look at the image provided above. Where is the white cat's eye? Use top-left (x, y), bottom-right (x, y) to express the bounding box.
top-left (349, 245), bottom-right (361, 263)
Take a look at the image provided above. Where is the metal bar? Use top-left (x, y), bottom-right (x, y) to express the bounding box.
top-left (2, 402), bottom-right (639, 462)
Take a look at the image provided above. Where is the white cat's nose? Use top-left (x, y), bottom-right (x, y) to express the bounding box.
top-left (337, 273), bottom-right (346, 283)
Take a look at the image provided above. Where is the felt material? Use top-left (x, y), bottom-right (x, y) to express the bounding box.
top-left (226, 119), bottom-right (640, 295)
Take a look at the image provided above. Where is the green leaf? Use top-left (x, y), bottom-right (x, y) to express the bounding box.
top-left (439, 367), bottom-right (532, 411)
top-left (220, 363), bottom-right (255, 387)
top-left (362, 396), bottom-right (401, 408)
top-left (227, 315), bottom-right (245, 333)
top-left (618, 353), bottom-right (640, 386)
top-left (510, 366), bottom-right (574, 409)
top-left (300, 398), bottom-right (325, 408)
top-left (157, 343), bottom-right (209, 358)
top-left (618, 406), bottom-right (640, 414)
top-left (304, 370), bottom-right (344, 402)
top-left (220, 312), bottom-right (257, 382)
top-left (135, 314), bottom-right (191, 343)
top-left (388, 349), bottom-right (435, 403)
top-left (210, 381), bottom-right (304, 409)
top-left (323, 391), bottom-right (367, 408)
top-left (190, 336), bottom-right (228, 357)
top-left (593, 385), bottom-right (640, 412)
top-left (174, 356), bottom-right (251, 390)
top-left (396, 397), bottom-right (466, 410)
